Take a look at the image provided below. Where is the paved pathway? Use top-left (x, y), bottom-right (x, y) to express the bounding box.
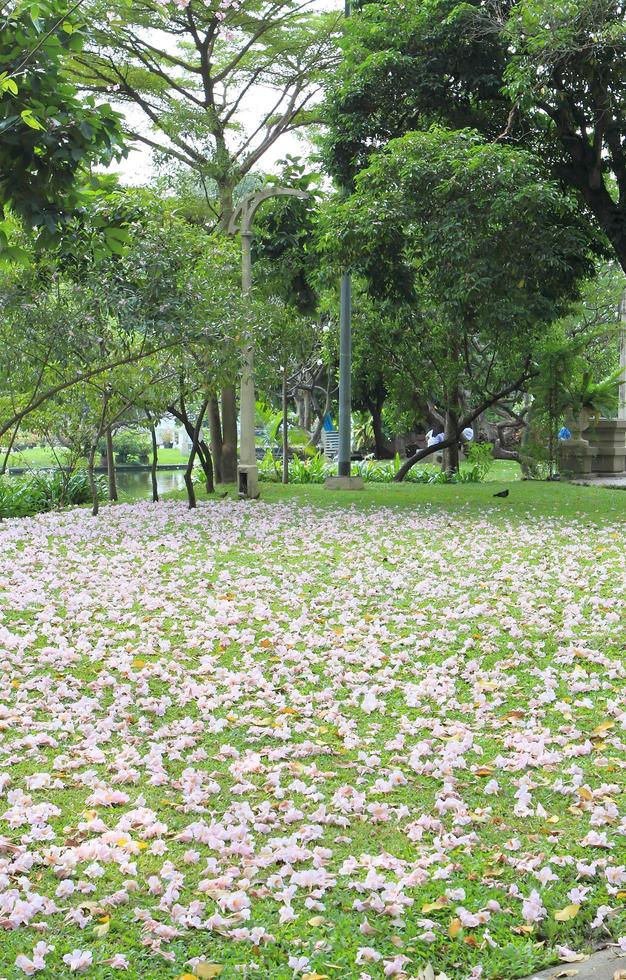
top-left (572, 475), bottom-right (626, 488)
top-left (527, 948), bottom-right (626, 979)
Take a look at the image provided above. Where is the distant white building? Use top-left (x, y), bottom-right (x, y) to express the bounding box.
top-left (175, 427), bottom-right (192, 453)
top-left (154, 417), bottom-right (191, 453)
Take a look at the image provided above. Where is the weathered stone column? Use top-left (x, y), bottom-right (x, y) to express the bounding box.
top-left (559, 409), bottom-right (594, 477)
top-left (588, 418), bottom-right (626, 475)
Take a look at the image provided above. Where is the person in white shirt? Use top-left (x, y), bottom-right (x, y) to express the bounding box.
top-left (426, 429), bottom-right (445, 448)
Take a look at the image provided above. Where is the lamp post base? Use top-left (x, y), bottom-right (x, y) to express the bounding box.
top-left (324, 475), bottom-right (364, 490)
top-left (238, 464), bottom-right (259, 498)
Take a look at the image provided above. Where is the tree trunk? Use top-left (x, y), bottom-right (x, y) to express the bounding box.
top-left (0, 422), bottom-right (20, 475)
top-left (282, 366), bottom-right (289, 484)
top-left (294, 390), bottom-right (306, 429)
top-left (519, 397), bottom-right (534, 479)
top-left (442, 407), bottom-right (460, 474)
top-left (183, 398), bottom-right (209, 510)
top-left (87, 442), bottom-right (100, 517)
top-left (183, 451), bottom-right (197, 510)
top-left (198, 439), bottom-right (215, 493)
top-left (209, 394), bottom-right (223, 484)
top-left (302, 391), bottom-right (312, 432)
top-left (168, 403), bottom-right (214, 493)
top-left (370, 399), bottom-right (394, 459)
top-left (146, 414), bottom-right (159, 502)
top-left (218, 182), bottom-right (236, 233)
top-left (105, 426), bottom-right (118, 501)
top-left (564, 157), bottom-right (626, 276)
top-left (221, 386), bottom-right (238, 483)
top-left (88, 391), bottom-right (110, 516)
top-left (308, 368), bottom-right (333, 449)
top-left (493, 446), bottom-right (521, 462)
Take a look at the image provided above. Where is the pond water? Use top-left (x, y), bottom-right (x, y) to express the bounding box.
top-left (115, 469), bottom-right (186, 500)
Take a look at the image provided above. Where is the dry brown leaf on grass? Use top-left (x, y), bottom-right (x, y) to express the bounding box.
top-left (554, 903), bottom-right (580, 921)
top-left (307, 915), bottom-right (325, 927)
top-left (175, 968), bottom-right (223, 980)
top-left (591, 720), bottom-right (615, 736)
top-left (416, 965), bottom-right (451, 980)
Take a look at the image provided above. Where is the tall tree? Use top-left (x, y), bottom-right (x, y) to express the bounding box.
top-left (323, 0), bottom-right (626, 273)
top-left (320, 129), bottom-right (600, 475)
top-left (72, 0), bottom-right (339, 480)
top-left (74, 0), bottom-right (339, 222)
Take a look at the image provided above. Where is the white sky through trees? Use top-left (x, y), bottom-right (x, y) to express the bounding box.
top-left (108, 0), bottom-right (340, 186)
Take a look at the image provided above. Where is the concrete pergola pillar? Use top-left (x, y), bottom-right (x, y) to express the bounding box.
top-left (617, 290), bottom-right (626, 422)
top-left (228, 187), bottom-right (307, 498)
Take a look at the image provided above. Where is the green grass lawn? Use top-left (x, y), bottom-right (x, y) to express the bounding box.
top-left (154, 447), bottom-right (189, 465)
top-left (179, 474), bottom-right (626, 523)
top-left (5, 448), bottom-right (518, 478)
top-left (4, 445), bottom-right (72, 468)
top-left (4, 446), bottom-right (190, 469)
top-left (0, 482), bottom-right (624, 979)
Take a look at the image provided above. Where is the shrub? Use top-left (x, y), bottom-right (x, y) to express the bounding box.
top-left (111, 429), bottom-right (152, 464)
top-left (290, 453), bottom-right (333, 484)
top-left (258, 449), bottom-right (282, 482)
top-left (259, 451), bottom-right (334, 484)
top-left (0, 470), bottom-right (106, 519)
top-left (464, 442), bottom-right (494, 482)
top-left (259, 449), bottom-right (492, 485)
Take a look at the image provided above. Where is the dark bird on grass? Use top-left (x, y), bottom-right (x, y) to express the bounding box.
top-left (493, 489), bottom-right (509, 498)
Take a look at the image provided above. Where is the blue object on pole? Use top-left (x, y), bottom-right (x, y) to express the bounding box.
top-left (323, 414), bottom-right (335, 432)
top-left (558, 426), bottom-right (571, 440)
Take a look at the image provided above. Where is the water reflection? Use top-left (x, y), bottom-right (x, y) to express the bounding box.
top-left (115, 469), bottom-right (186, 500)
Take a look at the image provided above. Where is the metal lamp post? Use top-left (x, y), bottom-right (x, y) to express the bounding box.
top-left (324, 268), bottom-right (363, 490)
top-left (228, 187), bottom-right (308, 498)
top-left (323, 0), bottom-right (363, 491)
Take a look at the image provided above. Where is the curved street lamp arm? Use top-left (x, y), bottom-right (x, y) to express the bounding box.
top-left (227, 186), bottom-right (308, 236)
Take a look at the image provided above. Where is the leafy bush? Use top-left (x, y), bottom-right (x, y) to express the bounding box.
top-left (290, 453), bottom-right (333, 483)
top-left (0, 479), bottom-right (34, 519)
top-left (259, 451), bottom-right (333, 484)
top-left (464, 442), bottom-right (494, 482)
top-left (111, 429), bottom-right (152, 464)
top-left (354, 455), bottom-right (401, 482)
top-left (258, 449), bottom-right (282, 482)
top-left (0, 470), bottom-right (106, 519)
top-left (259, 449), bottom-right (491, 485)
